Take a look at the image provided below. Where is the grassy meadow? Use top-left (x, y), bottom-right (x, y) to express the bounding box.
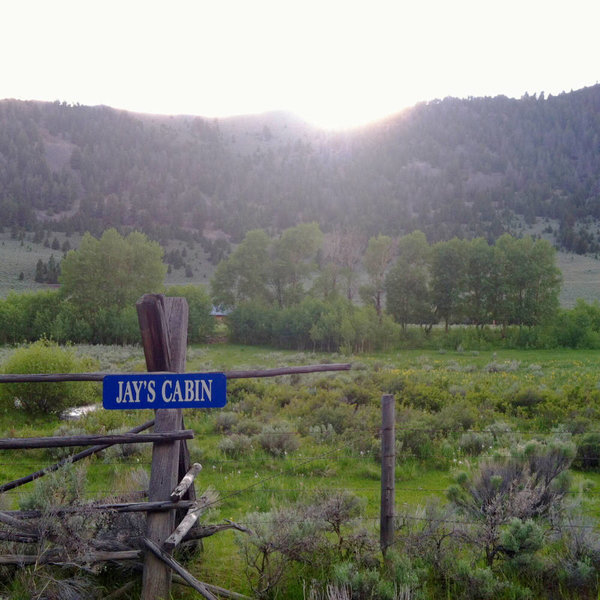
top-left (2, 343), bottom-right (600, 596)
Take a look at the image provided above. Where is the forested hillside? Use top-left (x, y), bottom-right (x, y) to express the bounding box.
top-left (1, 85), bottom-right (600, 250)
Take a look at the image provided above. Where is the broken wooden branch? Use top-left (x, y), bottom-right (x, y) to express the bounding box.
top-left (170, 462), bottom-right (202, 502)
top-left (0, 549), bottom-right (140, 565)
top-left (0, 530), bottom-right (38, 543)
top-left (9, 500), bottom-right (195, 519)
top-left (182, 520), bottom-right (252, 542)
top-left (199, 582), bottom-right (253, 600)
top-left (0, 511), bottom-right (37, 533)
top-left (164, 489), bottom-right (216, 552)
top-left (142, 537), bottom-right (218, 600)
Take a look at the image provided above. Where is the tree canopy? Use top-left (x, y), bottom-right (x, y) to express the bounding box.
top-left (59, 228), bottom-right (166, 317)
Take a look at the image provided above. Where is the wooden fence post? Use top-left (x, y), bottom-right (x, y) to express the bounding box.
top-left (137, 294), bottom-right (189, 600)
top-left (380, 394), bottom-right (395, 556)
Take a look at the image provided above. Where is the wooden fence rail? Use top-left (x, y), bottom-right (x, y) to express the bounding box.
top-left (0, 430), bottom-right (193, 450)
top-left (0, 363), bottom-right (350, 383)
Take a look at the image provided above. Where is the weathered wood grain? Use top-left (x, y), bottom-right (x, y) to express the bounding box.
top-left (138, 294), bottom-right (189, 600)
top-left (170, 462), bottom-right (202, 502)
top-left (0, 430), bottom-right (193, 450)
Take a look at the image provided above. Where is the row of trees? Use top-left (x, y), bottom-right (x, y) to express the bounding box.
top-left (211, 224), bottom-right (562, 332)
top-left (384, 231), bottom-right (561, 330)
top-left (0, 224), bottom-right (565, 351)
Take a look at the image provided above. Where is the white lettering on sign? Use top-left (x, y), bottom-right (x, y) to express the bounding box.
top-left (157, 379), bottom-right (213, 403)
top-left (104, 373), bottom-right (225, 410)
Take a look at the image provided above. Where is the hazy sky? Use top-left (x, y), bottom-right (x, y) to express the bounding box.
top-left (2, 0), bottom-right (598, 129)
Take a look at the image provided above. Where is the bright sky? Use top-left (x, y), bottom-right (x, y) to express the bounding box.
top-left (2, 0), bottom-right (599, 129)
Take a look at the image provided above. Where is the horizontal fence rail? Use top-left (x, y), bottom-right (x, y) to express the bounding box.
top-left (0, 363), bottom-right (351, 383)
top-left (0, 430), bottom-right (194, 450)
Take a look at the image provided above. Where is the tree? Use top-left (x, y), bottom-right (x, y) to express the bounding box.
top-left (319, 227), bottom-right (365, 301)
top-left (430, 238), bottom-right (468, 331)
top-left (494, 235), bottom-right (561, 327)
top-left (165, 284), bottom-right (214, 342)
top-left (269, 223), bottom-right (323, 308)
top-left (385, 231), bottom-right (433, 329)
top-left (359, 234), bottom-right (395, 317)
top-left (461, 238), bottom-right (498, 327)
top-left (211, 229), bottom-right (271, 308)
top-left (59, 228), bottom-right (166, 318)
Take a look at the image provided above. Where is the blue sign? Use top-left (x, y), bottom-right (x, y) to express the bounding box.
top-left (103, 373), bottom-right (227, 410)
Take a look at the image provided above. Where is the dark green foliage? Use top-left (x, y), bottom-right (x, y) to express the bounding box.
top-left (384, 233), bottom-right (561, 332)
top-left (227, 301), bottom-right (274, 345)
top-left (510, 388), bottom-right (549, 416)
top-left (228, 297), bottom-right (400, 353)
top-left (166, 284), bottom-right (214, 342)
top-left (574, 433), bottom-right (600, 470)
top-left (0, 290), bottom-right (62, 343)
top-left (547, 300), bottom-right (600, 348)
top-left (34, 254), bottom-right (60, 283)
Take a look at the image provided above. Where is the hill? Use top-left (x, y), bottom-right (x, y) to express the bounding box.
top-left (1, 87), bottom-right (600, 252)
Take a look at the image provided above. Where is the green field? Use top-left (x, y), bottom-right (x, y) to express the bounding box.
top-left (2, 344), bottom-right (600, 597)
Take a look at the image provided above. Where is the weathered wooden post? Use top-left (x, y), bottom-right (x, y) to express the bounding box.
top-left (137, 294), bottom-right (189, 600)
top-left (380, 394), bottom-right (395, 556)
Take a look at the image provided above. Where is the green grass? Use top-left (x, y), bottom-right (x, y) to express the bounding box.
top-left (0, 231), bottom-right (80, 297)
top-left (3, 344), bottom-right (600, 597)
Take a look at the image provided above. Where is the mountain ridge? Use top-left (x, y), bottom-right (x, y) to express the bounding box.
top-left (1, 86), bottom-right (599, 252)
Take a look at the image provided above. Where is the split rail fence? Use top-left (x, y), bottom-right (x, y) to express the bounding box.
top-left (0, 294), bottom-right (367, 600)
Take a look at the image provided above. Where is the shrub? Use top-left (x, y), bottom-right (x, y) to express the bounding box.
top-left (256, 422), bottom-right (300, 456)
top-left (458, 431), bottom-right (493, 456)
top-left (0, 340), bottom-right (98, 414)
top-left (102, 428), bottom-right (147, 461)
top-left (309, 423), bottom-right (336, 444)
top-left (305, 403), bottom-right (356, 434)
top-left (214, 411), bottom-right (238, 432)
top-left (510, 388), bottom-right (548, 414)
top-left (238, 506), bottom-right (324, 596)
top-left (235, 417), bottom-right (263, 436)
top-left (48, 424), bottom-right (88, 459)
top-left (574, 432), bottom-right (600, 470)
top-left (20, 462), bottom-right (87, 511)
top-left (218, 433), bottom-right (252, 458)
top-left (448, 440), bottom-right (574, 568)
